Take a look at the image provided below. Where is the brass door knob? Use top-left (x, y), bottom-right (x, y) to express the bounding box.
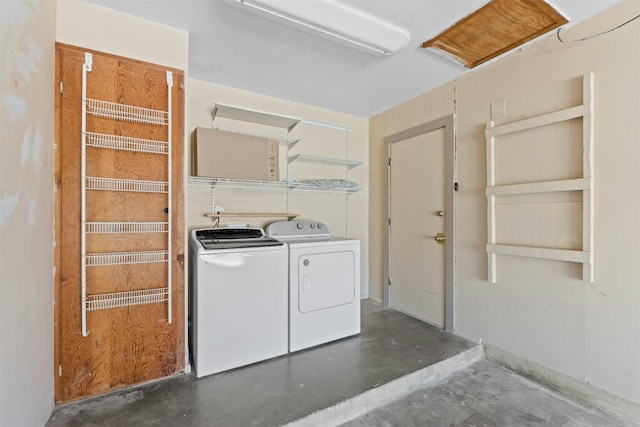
top-left (434, 233), bottom-right (446, 245)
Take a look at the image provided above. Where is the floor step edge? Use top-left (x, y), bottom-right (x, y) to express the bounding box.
top-left (284, 344), bottom-right (484, 427)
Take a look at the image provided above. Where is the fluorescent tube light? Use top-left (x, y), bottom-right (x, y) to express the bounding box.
top-left (228, 0), bottom-right (410, 56)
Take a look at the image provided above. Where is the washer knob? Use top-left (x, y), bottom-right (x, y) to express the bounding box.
top-left (310, 223), bottom-right (316, 229)
top-left (296, 223), bottom-right (304, 230)
top-left (317, 223), bottom-right (323, 229)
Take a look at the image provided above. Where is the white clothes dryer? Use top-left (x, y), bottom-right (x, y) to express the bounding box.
top-left (266, 220), bottom-right (360, 352)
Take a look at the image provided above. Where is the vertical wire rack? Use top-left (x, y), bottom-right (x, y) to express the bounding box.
top-left (80, 52), bottom-right (174, 336)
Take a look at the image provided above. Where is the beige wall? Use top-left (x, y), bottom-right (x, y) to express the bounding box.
top-left (56, 0), bottom-right (188, 71)
top-left (1, 0), bottom-right (57, 425)
top-left (370, 0), bottom-right (640, 404)
top-left (187, 79), bottom-right (370, 296)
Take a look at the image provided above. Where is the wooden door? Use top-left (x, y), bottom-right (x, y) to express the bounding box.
top-left (54, 44), bottom-right (185, 402)
top-left (389, 129), bottom-right (446, 327)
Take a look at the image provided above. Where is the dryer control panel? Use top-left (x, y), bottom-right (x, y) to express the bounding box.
top-left (266, 220), bottom-right (330, 238)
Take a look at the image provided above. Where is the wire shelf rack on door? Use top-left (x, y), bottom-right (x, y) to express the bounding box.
top-left (86, 288), bottom-right (169, 311)
top-left (85, 222), bottom-right (169, 234)
top-left (80, 52), bottom-right (174, 337)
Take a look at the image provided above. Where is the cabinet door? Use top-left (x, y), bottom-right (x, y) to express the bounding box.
top-left (54, 44), bottom-right (185, 402)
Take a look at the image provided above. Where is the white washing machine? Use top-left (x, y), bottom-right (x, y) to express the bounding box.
top-left (266, 220), bottom-right (360, 352)
top-left (189, 228), bottom-right (288, 377)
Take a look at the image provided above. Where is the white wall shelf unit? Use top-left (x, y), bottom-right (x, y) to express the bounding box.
top-left (210, 125), bottom-right (301, 145)
top-left (288, 154), bottom-right (363, 169)
top-left (80, 52), bottom-right (173, 336)
top-left (192, 103), bottom-right (366, 231)
top-left (485, 72), bottom-right (594, 283)
top-left (204, 212), bottom-right (299, 227)
top-left (204, 212), bottom-right (298, 219)
top-left (187, 176), bottom-right (366, 194)
top-left (212, 103), bottom-right (300, 130)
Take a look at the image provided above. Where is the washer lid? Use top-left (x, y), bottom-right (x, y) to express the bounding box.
top-left (194, 228), bottom-right (283, 250)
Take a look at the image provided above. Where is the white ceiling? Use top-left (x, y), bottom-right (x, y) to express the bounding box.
top-left (85, 0), bottom-right (622, 118)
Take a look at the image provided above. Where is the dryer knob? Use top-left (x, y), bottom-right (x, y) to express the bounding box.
top-left (310, 223), bottom-right (316, 229)
top-left (317, 223), bottom-right (323, 229)
top-left (296, 223), bottom-right (304, 230)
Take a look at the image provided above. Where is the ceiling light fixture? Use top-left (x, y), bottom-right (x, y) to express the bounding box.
top-left (227, 0), bottom-right (410, 56)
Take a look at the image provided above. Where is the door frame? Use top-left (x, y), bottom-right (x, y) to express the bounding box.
top-left (383, 114), bottom-right (456, 332)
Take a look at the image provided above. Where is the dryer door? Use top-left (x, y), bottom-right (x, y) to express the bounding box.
top-left (297, 250), bottom-right (356, 313)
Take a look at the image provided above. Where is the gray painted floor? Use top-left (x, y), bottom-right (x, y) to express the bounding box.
top-left (47, 300), bottom-right (620, 426)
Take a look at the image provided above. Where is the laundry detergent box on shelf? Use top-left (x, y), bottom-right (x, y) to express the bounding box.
top-left (193, 127), bottom-right (279, 181)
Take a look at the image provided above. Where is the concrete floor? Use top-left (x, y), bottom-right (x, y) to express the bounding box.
top-left (340, 360), bottom-right (620, 427)
top-left (47, 300), bottom-right (621, 427)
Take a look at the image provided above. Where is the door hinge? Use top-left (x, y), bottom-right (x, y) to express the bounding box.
top-left (388, 277), bottom-right (392, 287)
top-left (59, 82), bottom-right (63, 93)
top-left (388, 218), bottom-right (391, 226)
top-left (388, 158), bottom-right (391, 166)
top-left (58, 364), bottom-right (62, 377)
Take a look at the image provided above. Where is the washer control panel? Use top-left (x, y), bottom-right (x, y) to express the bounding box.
top-left (266, 220), bottom-right (329, 238)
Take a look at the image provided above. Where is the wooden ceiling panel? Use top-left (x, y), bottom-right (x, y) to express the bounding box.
top-left (421, 0), bottom-right (568, 68)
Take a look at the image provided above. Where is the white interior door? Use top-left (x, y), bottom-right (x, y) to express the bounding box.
top-left (389, 129), bottom-right (446, 327)
top-left (384, 115), bottom-right (455, 331)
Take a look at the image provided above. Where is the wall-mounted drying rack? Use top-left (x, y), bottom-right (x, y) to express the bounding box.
top-left (80, 52), bottom-right (174, 336)
top-left (485, 72), bottom-right (594, 283)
